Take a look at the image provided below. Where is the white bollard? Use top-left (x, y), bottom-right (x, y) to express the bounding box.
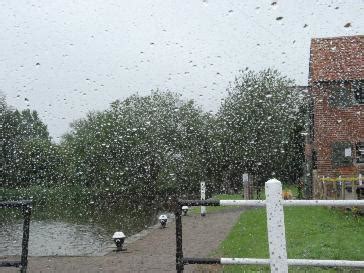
top-left (265, 179), bottom-right (288, 273)
top-left (201, 181), bottom-right (206, 216)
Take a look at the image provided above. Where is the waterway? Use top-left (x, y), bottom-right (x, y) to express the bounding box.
top-left (0, 199), bottom-right (165, 256)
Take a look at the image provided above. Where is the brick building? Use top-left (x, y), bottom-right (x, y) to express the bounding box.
top-left (305, 35), bottom-right (364, 198)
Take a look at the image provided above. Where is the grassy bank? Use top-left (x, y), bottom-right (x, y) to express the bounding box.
top-left (0, 184), bottom-right (93, 206)
top-left (0, 184), bottom-right (160, 208)
top-left (0, 185), bottom-right (160, 234)
top-left (214, 207), bottom-right (363, 272)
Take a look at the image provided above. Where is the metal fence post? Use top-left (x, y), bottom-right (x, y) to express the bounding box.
top-left (175, 201), bottom-right (184, 273)
top-left (20, 203), bottom-right (32, 273)
top-left (265, 179), bottom-right (288, 273)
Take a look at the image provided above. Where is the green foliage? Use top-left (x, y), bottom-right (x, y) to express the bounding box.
top-left (1, 69), bottom-right (308, 203)
top-left (0, 185), bottom-right (158, 235)
top-left (62, 91), bottom-right (212, 203)
top-left (1, 96), bottom-right (59, 188)
top-left (215, 69), bottom-right (306, 189)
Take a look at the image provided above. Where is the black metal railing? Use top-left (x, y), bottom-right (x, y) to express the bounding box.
top-left (0, 200), bottom-right (32, 273)
top-left (175, 197), bottom-right (364, 272)
top-left (175, 199), bottom-right (220, 273)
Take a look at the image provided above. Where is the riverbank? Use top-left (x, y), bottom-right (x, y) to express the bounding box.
top-left (1, 209), bottom-right (243, 272)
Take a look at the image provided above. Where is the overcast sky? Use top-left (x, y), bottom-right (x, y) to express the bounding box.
top-left (1, 0), bottom-right (363, 140)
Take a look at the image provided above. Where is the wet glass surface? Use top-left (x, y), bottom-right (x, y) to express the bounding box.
top-left (0, 1), bottom-right (363, 271)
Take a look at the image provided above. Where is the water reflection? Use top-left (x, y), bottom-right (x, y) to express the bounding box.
top-left (0, 201), bottom-right (162, 256)
top-left (1, 221), bottom-right (110, 256)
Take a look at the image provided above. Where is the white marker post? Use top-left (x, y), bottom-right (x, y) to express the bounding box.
top-left (265, 179), bottom-right (288, 272)
top-left (201, 181), bottom-right (206, 216)
top-left (243, 173), bottom-right (249, 200)
top-left (359, 173), bottom-right (362, 186)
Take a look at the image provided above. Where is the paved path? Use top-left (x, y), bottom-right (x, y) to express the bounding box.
top-left (2, 209), bottom-right (243, 273)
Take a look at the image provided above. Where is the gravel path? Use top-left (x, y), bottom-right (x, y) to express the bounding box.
top-left (1, 209), bottom-right (243, 273)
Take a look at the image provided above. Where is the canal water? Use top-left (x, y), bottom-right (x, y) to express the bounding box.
top-left (0, 200), bottom-right (166, 256)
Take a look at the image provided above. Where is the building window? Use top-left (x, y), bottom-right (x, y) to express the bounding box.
top-left (328, 85), bottom-right (355, 108)
top-left (332, 141), bottom-right (353, 167)
top-left (328, 81), bottom-right (364, 107)
top-left (356, 142), bottom-right (364, 163)
top-left (354, 81), bottom-right (364, 104)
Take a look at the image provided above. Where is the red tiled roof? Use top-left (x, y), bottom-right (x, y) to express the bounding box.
top-left (309, 35), bottom-right (364, 83)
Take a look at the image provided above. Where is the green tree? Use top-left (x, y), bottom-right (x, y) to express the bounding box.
top-left (62, 91), bottom-right (211, 203)
top-left (1, 95), bottom-right (55, 187)
top-left (217, 69), bottom-right (306, 189)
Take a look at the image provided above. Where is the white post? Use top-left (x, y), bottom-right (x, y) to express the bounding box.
top-left (265, 179), bottom-right (288, 273)
top-left (201, 181), bottom-right (206, 216)
top-left (243, 173), bottom-right (249, 200)
top-left (339, 175), bottom-right (345, 200)
top-left (321, 176), bottom-right (325, 199)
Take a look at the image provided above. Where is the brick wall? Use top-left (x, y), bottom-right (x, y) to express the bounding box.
top-left (309, 36), bottom-right (364, 83)
top-left (311, 82), bottom-right (364, 177)
top-left (307, 35), bottom-right (364, 179)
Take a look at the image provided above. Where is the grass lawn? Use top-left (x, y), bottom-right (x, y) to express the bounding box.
top-left (213, 207), bottom-right (364, 272)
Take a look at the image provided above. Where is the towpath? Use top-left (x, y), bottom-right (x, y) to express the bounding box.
top-left (2, 209), bottom-right (243, 273)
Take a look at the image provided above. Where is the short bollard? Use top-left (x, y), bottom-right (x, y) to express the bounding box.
top-left (112, 232), bottom-right (126, 251)
top-left (182, 206), bottom-right (189, 216)
top-left (159, 214), bottom-right (168, 228)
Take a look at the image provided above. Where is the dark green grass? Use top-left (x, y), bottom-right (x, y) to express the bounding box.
top-left (214, 207), bottom-right (364, 272)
